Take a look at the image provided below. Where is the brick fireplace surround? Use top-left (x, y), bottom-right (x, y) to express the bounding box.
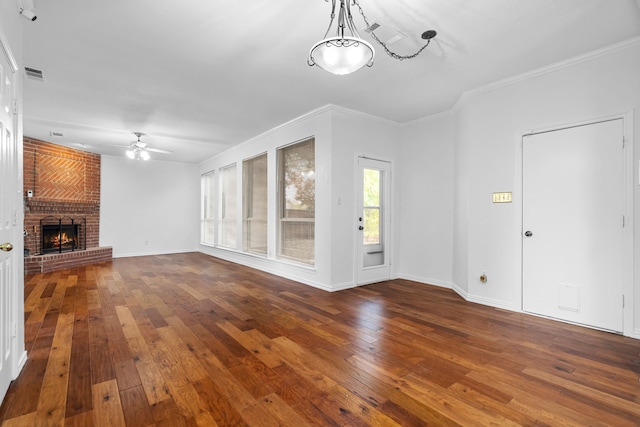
top-left (23, 138), bottom-right (112, 274)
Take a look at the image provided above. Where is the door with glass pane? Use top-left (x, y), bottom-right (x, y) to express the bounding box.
top-left (356, 158), bottom-right (391, 285)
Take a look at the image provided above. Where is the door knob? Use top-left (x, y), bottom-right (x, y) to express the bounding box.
top-left (524, 231), bottom-right (533, 237)
top-left (0, 242), bottom-right (13, 252)
top-left (358, 226), bottom-right (364, 231)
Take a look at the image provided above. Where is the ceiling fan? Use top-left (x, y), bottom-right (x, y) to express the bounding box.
top-left (125, 132), bottom-right (172, 160)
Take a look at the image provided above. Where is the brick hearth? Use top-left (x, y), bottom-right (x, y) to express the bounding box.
top-left (23, 138), bottom-right (112, 274)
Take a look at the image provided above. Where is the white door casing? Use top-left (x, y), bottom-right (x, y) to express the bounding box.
top-left (522, 119), bottom-right (625, 333)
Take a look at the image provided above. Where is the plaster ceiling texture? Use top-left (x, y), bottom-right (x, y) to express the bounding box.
top-left (20, 0), bottom-right (640, 163)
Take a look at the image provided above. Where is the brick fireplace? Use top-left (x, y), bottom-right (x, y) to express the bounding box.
top-left (23, 138), bottom-right (112, 274)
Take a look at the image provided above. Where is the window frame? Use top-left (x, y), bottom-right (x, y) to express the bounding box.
top-left (219, 162), bottom-right (238, 249)
top-left (242, 152), bottom-right (268, 256)
top-left (277, 137), bottom-right (316, 266)
top-left (200, 170), bottom-right (216, 245)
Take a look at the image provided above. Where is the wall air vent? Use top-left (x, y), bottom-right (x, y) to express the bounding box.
top-left (49, 131), bottom-right (64, 137)
top-left (24, 66), bottom-right (44, 82)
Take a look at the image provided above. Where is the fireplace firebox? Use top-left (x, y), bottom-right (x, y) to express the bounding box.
top-left (40, 216), bottom-right (86, 254)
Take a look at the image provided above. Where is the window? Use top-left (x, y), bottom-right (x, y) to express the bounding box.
top-left (219, 163), bottom-right (237, 248)
top-left (363, 168), bottom-right (381, 245)
top-left (278, 138), bottom-right (315, 265)
top-left (243, 153), bottom-right (268, 255)
top-left (201, 171), bottom-right (215, 244)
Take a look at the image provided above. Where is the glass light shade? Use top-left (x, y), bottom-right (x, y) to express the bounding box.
top-left (126, 147), bottom-right (150, 160)
top-left (309, 36), bottom-right (374, 75)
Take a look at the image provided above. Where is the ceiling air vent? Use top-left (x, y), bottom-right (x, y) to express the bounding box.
top-left (364, 22), bottom-right (407, 45)
top-left (24, 66), bottom-right (44, 82)
top-left (49, 131), bottom-right (64, 138)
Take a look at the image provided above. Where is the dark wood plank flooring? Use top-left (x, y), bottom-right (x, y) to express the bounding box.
top-left (1, 252), bottom-right (639, 426)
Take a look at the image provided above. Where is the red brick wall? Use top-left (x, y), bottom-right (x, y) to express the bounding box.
top-left (23, 138), bottom-right (101, 255)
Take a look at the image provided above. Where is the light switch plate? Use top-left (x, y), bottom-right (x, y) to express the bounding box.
top-left (492, 192), bottom-right (512, 203)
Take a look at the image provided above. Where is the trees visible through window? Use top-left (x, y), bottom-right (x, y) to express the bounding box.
top-left (219, 163), bottom-right (237, 248)
top-left (243, 153), bottom-right (268, 255)
top-left (363, 168), bottom-right (381, 245)
top-left (278, 138), bottom-right (315, 265)
top-left (201, 171), bottom-right (215, 245)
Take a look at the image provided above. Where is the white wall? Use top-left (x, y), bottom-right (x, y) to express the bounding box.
top-left (449, 38), bottom-right (640, 335)
top-left (100, 156), bottom-right (200, 257)
top-left (397, 113), bottom-right (455, 288)
top-left (331, 109), bottom-right (399, 287)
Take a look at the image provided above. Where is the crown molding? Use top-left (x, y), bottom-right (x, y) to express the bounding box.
top-left (246, 103), bottom-right (400, 143)
top-left (200, 104), bottom-right (401, 164)
top-left (324, 104), bottom-right (401, 127)
top-left (451, 36), bottom-right (640, 113)
top-left (0, 24), bottom-right (18, 73)
top-left (401, 108), bottom-right (456, 128)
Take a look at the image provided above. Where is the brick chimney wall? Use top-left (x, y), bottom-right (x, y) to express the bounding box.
top-left (23, 138), bottom-right (111, 273)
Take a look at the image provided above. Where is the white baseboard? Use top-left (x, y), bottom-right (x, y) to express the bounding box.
top-left (394, 273), bottom-right (455, 290)
top-left (199, 247), bottom-right (336, 292)
top-left (463, 293), bottom-right (518, 312)
top-left (330, 281), bottom-right (358, 292)
top-left (112, 248), bottom-right (196, 258)
top-left (13, 350), bottom-right (27, 380)
top-left (397, 274), bottom-right (518, 313)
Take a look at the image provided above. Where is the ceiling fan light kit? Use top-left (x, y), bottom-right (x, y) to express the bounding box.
top-left (127, 132), bottom-right (151, 161)
top-left (308, 0), bottom-right (437, 75)
top-left (126, 147), bottom-right (150, 161)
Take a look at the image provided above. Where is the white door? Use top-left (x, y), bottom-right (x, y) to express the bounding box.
top-left (0, 33), bottom-right (20, 403)
top-left (522, 119), bottom-right (624, 332)
top-left (356, 158), bottom-right (391, 285)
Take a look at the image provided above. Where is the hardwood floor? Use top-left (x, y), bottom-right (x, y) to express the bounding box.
top-left (1, 253), bottom-right (639, 426)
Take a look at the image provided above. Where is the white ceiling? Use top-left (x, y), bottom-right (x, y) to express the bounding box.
top-left (20, 0), bottom-right (640, 163)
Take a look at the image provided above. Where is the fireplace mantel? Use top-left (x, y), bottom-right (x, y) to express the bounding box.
top-left (25, 199), bottom-right (100, 214)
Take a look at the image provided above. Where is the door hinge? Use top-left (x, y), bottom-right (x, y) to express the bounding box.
top-left (11, 322), bottom-right (17, 337)
top-left (622, 215), bottom-right (625, 228)
top-left (622, 137), bottom-right (625, 148)
top-left (622, 294), bottom-right (625, 308)
top-left (12, 99), bottom-right (19, 115)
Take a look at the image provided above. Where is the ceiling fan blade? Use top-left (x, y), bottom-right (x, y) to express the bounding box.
top-left (147, 147), bottom-right (173, 154)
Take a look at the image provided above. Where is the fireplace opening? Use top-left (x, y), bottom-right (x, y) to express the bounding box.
top-left (40, 216), bottom-right (86, 254)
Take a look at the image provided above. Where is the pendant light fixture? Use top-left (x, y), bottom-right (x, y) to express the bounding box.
top-left (308, 0), bottom-right (437, 76)
top-left (308, 0), bottom-right (374, 75)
